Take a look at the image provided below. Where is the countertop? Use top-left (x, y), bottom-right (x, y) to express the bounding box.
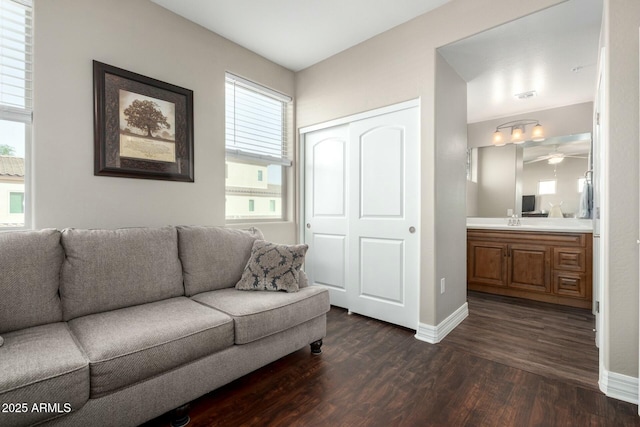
top-left (467, 217), bottom-right (593, 233)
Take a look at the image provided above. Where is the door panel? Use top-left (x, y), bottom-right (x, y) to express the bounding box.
top-left (467, 241), bottom-right (507, 287)
top-left (312, 139), bottom-right (346, 217)
top-left (304, 125), bottom-right (349, 308)
top-left (360, 127), bottom-right (404, 218)
top-left (347, 107), bottom-right (419, 329)
top-left (359, 237), bottom-right (404, 304)
top-left (312, 234), bottom-right (346, 290)
top-left (508, 244), bottom-right (551, 293)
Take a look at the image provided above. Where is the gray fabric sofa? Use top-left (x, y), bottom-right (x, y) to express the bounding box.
top-left (0, 226), bottom-right (329, 427)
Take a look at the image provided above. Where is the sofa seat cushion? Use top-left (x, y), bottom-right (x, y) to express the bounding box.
top-left (192, 286), bottom-right (330, 344)
top-left (0, 323), bottom-right (89, 427)
top-left (68, 297), bottom-right (233, 398)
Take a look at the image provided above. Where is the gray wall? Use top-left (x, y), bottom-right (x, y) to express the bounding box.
top-left (435, 52), bottom-right (467, 323)
top-left (476, 145), bottom-right (519, 217)
top-left (33, 0), bottom-right (297, 243)
top-left (602, 0), bottom-right (639, 378)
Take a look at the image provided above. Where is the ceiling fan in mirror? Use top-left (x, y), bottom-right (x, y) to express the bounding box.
top-left (524, 146), bottom-right (589, 165)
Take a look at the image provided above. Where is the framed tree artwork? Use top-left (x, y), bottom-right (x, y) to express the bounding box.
top-left (93, 61), bottom-right (194, 182)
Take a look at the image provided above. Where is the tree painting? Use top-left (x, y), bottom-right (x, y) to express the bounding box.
top-left (123, 99), bottom-right (171, 138)
top-left (118, 91), bottom-right (176, 163)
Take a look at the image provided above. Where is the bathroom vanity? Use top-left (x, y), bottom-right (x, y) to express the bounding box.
top-left (467, 218), bottom-right (593, 309)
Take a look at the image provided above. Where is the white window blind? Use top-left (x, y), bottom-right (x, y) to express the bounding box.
top-left (0, 0), bottom-right (32, 123)
top-left (225, 73), bottom-right (291, 166)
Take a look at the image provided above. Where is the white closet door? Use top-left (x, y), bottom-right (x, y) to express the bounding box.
top-left (303, 103), bottom-right (420, 330)
top-left (347, 107), bottom-right (420, 329)
top-left (304, 125), bottom-right (350, 308)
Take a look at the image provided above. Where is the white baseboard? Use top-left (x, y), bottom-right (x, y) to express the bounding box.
top-left (599, 365), bottom-right (639, 404)
top-left (414, 302), bottom-right (468, 344)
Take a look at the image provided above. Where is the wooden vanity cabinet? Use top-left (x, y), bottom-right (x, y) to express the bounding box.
top-left (467, 229), bottom-right (592, 309)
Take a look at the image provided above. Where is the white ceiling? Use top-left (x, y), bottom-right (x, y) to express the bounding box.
top-left (438, 0), bottom-right (603, 123)
top-left (151, 0), bottom-right (602, 123)
top-left (150, 0), bottom-right (449, 72)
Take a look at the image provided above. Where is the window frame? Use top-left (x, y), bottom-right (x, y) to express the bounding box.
top-left (538, 179), bottom-right (557, 195)
top-left (224, 73), bottom-right (292, 223)
top-left (0, 0), bottom-right (33, 230)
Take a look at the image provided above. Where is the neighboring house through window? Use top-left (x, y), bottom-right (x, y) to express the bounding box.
top-left (225, 73), bottom-right (291, 220)
top-left (0, 0), bottom-right (32, 228)
top-left (9, 191), bottom-right (24, 213)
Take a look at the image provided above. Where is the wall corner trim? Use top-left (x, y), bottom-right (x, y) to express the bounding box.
top-left (599, 364), bottom-right (639, 404)
top-left (414, 302), bottom-right (468, 344)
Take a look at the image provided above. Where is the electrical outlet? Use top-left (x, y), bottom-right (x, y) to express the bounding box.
top-left (440, 278), bottom-right (445, 294)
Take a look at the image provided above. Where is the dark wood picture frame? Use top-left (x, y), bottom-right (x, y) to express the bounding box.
top-left (93, 61), bottom-right (194, 182)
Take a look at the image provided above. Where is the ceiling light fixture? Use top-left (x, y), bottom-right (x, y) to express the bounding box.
top-left (548, 155), bottom-right (564, 165)
top-left (492, 119), bottom-right (545, 146)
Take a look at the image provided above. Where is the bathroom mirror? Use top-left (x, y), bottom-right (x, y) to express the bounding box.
top-left (467, 133), bottom-right (591, 218)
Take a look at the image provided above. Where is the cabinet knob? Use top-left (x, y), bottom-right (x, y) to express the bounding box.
top-left (409, 226), bottom-right (416, 233)
top-left (306, 223), bottom-right (311, 229)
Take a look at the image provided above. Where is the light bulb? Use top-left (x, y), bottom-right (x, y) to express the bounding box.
top-left (492, 130), bottom-right (505, 146)
top-left (548, 155), bottom-right (564, 164)
top-left (531, 123), bottom-right (545, 141)
top-left (511, 126), bottom-right (524, 144)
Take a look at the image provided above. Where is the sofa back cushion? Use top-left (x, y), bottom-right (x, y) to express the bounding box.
top-left (0, 229), bottom-right (64, 334)
top-left (60, 227), bottom-right (184, 320)
top-left (177, 226), bottom-right (263, 296)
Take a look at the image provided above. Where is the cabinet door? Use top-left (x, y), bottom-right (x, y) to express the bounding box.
top-left (508, 244), bottom-right (551, 293)
top-left (467, 241), bottom-right (508, 287)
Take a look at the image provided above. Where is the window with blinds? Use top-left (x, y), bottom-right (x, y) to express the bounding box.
top-left (225, 73), bottom-right (291, 221)
top-left (225, 73), bottom-right (291, 166)
top-left (0, 0), bottom-right (32, 229)
top-left (1, 0), bottom-right (32, 122)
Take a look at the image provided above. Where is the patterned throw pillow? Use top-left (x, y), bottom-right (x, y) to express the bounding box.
top-left (236, 240), bottom-right (308, 292)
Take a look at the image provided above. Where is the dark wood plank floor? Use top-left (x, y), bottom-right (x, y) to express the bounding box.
top-left (146, 292), bottom-right (639, 427)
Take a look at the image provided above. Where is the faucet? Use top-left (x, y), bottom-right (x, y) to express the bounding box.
top-left (507, 215), bottom-right (521, 226)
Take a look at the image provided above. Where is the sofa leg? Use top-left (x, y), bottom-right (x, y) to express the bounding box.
top-left (170, 404), bottom-right (190, 427)
top-left (310, 339), bottom-right (323, 355)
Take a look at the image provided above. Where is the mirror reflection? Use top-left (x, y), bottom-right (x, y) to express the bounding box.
top-left (468, 133), bottom-right (591, 218)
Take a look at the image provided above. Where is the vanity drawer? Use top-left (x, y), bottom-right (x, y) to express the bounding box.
top-left (553, 271), bottom-right (587, 299)
top-left (553, 247), bottom-right (586, 272)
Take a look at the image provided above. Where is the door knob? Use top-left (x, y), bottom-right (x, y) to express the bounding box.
top-left (306, 223), bottom-right (311, 229)
top-left (409, 226), bottom-right (416, 233)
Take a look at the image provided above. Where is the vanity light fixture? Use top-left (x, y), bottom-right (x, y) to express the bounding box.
top-left (491, 119), bottom-right (545, 146)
